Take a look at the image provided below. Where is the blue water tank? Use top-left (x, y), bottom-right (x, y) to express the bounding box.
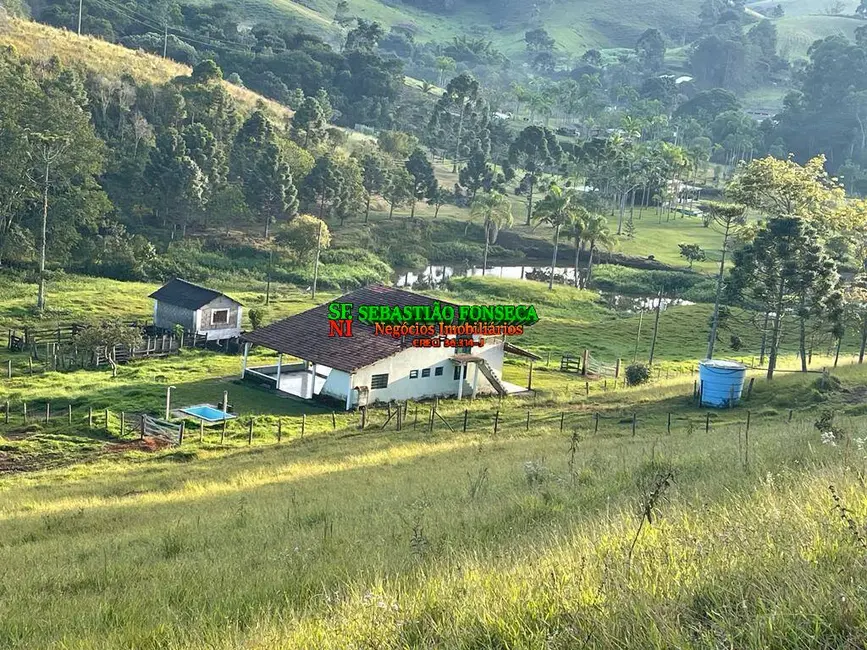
top-left (699, 360), bottom-right (747, 408)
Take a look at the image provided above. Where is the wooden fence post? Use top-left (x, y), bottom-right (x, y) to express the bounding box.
top-left (594, 412), bottom-right (599, 433)
top-left (4, 400), bottom-right (8, 425)
top-left (277, 419), bottom-right (282, 443)
top-left (6, 359), bottom-right (10, 379)
top-left (585, 381), bottom-right (589, 397)
top-left (28, 357), bottom-right (33, 376)
top-left (788, 409), bottom-right (793, 422)
top-left (746, 377), bottom-right (755, 399)
top-left (22, 401), bottom-right (26, 424)
top-left (667, 412), bottom-right (671, 434)
top-left (68, 404), bottom-right (72, 426)
top-left (199, 418), bottom-right (204, 443)
top-left (331, 412), bottom-right (336, 430)
top-left (121, 411), bottom-right (126, 435)
top-left (397, 403), bottom-right (403, 431)
top-left (179, 422), bottom-right (185, 446)
top-left (248, 418), bottom-right (254, 445)
top-left (88, 407), bottom-right (92, 429)
top-left (221, 419), bottom-right (226, 444)
top-left (746, 410), bottom-right (751, 435)
top-left (301, 414), bottom-right (306, 438)
top-left (493, 409), bottom-right (499, 436)
top-left (582, 349), bottom-right (589, 376)
top-left (705, 413), bottom-right (710, 434)
top-left (104, 408), bottom-right (109, 433)
top-left (526, 409), bottom-right (530, 431)
top-left (560, 412), bottom-right (565, 432)
top-left (140, 415), bottom-right (145, 440)
top-left (632, 412), bottom-right (637, 436)
top-left (463, 409), bottom-right (468, 432)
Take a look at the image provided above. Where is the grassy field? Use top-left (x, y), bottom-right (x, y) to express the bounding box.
top-left (237, 0), bottom-right (702, 54)
top-left (776, 14), bottom-right (863, 59)
top-left (3, 326), bottom-right (867, 647)
top-left (3, 272), bottom-right (867, 646)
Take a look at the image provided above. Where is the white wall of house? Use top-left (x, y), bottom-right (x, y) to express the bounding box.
top-left (339, 337), bottom-right (506, 406)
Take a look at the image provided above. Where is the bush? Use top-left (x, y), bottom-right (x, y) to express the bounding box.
top-left (249, 308), bottom-right (265, 330)
top-left (625, 363), bottom-right (651, 386)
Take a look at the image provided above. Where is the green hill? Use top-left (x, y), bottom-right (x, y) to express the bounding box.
top-left (776, 14), bottom-right (864, 59)
top-left (234, 0), bottom-right (703, 53)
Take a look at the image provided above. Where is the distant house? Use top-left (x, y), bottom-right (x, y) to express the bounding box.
top-left (149, 279), bottom-right (243, 341)
top-left (241, 285), bottom-right (539, 410)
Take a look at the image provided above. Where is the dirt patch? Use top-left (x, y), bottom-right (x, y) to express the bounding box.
top-left (105, 437), bottom-right (172, 453)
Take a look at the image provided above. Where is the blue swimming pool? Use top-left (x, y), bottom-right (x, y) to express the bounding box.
top-left (180, 405), bottom-right (236, 423)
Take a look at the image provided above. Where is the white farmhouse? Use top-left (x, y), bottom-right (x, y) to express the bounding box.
top-left (149, 278), bottom-right (243, 342)
top-left (240, 285), bottom-right (538, 409)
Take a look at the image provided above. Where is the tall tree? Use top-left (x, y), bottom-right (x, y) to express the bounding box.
top-left (26, 83), bottom-right (105, 310)
top-left (509, 126), bottom-right (562, 226)
top-left (430, 73), bottom-right (483, 172)
top-left (405, 148), bottom-right (437, 219)
top-left (534, 184), bottom-right (584, 290)
top-left (357, 149), bottom-right (390, 223)
top-left (727, 155), bottom-right (849, 232)
top-left (636, 28), bottom-right (666, 72)
top-left (459, 146), bottom-right (493, 199)
top-left (470, 191), bottom-right (513, 275)
top-left (292, 96), bottom-right (327, 149)
top-left (583, 214), bottom-right (613, 288)
top-left (702, 201), bottom-right (747, 359)
top-left (383, 166), bottom-right (413, 219)
top-left (728, 217), bottom-right (841, 379)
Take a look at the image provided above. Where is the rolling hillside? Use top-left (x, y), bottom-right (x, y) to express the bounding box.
top-left (232, 0), bottom-right (703, 54)
top-left (0, 18), bottom-right (293, 120)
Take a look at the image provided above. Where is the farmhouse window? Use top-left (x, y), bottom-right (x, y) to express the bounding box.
top-left (211, 309), bottom-right (230, 325)
top-left (453, 365), bottom-right (467, 380)
top-left (371, 374), bottom-right (389, 389)
top-left (435, 366), bottom-right (443, 376)
top-left (410, 370), bottom-right (419, 379)
top-left (422, 368), bottom-right (431, 378)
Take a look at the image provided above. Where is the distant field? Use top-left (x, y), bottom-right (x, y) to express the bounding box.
top-left (776, 14), bottom-right (863, 59)
top-left (748, 0), bottom-right (859, 17)
top-left (232, 0), bottom-right (703, 54)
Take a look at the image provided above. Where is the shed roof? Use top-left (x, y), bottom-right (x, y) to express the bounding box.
top-left (242, 285), bottom-right (462, 373)
top-left (149, 278), bottom-right (242, 311)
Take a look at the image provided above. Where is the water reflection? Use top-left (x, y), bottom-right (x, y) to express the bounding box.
top-left (395, 264), bottom-right (695, 313)
top-left (395, 264), bottom-right (579, 288)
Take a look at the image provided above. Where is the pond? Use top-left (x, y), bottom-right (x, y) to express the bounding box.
top-left (394, 264), bottom-right (694, 314)
top-left (395, 264), bottom-right (580, 288)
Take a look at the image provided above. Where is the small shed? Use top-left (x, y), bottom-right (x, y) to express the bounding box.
top-left (149, 278), bottom-right (243, 341)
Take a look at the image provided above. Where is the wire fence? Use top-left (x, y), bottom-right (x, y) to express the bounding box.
top-left (0, 386), bottom-right (808, 453)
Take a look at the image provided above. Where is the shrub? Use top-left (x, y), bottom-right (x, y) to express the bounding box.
top-left (249, 308), bottom-right (265, 330)
top-left (625, 363), bottom-right (651, 386)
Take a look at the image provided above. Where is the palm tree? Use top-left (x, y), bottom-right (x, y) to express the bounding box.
top-left (470, 191), bottom-right (513, 275)
top-left (571, 209), bottom-right (589, 288)
top-left (534, 184), bottom-right (583, 290)
top-left (583, 214), bottom-right (614, 288)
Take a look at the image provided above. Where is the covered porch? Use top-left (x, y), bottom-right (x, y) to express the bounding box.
top-left (240, 344), bottom-right (331, 401)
